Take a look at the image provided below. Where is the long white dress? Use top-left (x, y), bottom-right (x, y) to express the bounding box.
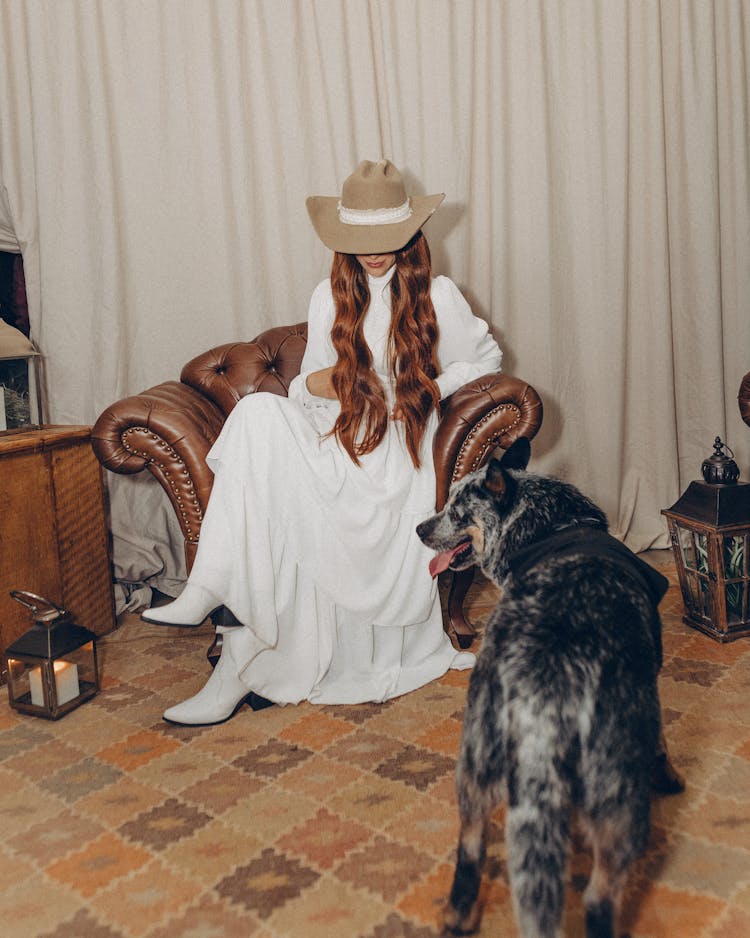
top-left (187, 266), bottom-right (502, 705)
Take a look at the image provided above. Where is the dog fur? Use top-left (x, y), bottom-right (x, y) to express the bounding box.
top-left (417, 438), bottom-right (680, 938)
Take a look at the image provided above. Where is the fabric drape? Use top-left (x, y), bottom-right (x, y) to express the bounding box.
top-left (0, 0), bottom-right (747, 553)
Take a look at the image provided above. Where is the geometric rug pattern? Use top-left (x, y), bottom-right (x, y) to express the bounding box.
top-left (1, 556), bottom-right (749, 937)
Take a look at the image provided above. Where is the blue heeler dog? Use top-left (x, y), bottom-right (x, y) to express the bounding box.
top-left (417, 437), bottom-right (683, 938)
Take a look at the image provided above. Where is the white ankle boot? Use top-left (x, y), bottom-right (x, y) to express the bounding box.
top-left (163, 632), bottom-right (252, 725)
top-left (142, 584), bottom-right (221, 627)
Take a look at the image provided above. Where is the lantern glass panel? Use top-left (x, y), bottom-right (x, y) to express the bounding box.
top-left (688, 570), bottom-right (711, 619)
top-left (65, 641), bottom-right (98, 696)
top-left (723, 535), bottom-right (747, 577)
top-left (725, 582), bottom-right (746, 624)
top-left (723, 534), bottom-right (748, 624)
top-left (674, 526), bottom-right (709, 616)
top-left (6, 656), bottom-right (31, 703)
top-left (676, 526), bottom-right (702, 572)
top-left (0, 355), bottom-right (42, 432)
top-left (678, 527), bottom-right (694, 568)
top-left (693, 531), bottom-right (709, 575)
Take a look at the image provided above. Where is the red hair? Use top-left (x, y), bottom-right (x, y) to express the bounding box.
top-left (328, 231), bottom-right (440, 467)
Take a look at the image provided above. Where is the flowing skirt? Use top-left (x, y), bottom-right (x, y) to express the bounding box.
top-left (187, 391), bottom-right (473, 704)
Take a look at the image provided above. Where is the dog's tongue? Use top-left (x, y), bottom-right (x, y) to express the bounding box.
top-left (428, 543), bottom-right (469, 579)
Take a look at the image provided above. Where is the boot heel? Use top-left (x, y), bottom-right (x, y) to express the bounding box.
top-left (248, 692), bottom-right (274, 711)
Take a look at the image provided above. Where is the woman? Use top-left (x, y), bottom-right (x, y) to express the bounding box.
top-left (143, 159), bottom-right (502, 725)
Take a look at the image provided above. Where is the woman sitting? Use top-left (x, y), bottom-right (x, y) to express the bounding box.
top-left (143, 158), bottom-right (502, 725)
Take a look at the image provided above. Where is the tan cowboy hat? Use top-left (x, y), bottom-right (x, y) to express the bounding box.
top-left (306, 159), bottom-right (445, 255)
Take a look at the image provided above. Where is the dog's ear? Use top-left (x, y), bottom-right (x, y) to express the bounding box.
top-left (485, 438), bottom-right (530, 497)
top-left (484, 456), bottom-right (510, 498)
top-left (499, 437), bottom-right (531, 472)
top-left (485, 457), bottom-right (508, 497)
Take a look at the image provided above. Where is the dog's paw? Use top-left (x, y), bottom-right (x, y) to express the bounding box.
top-left (651, 753), bottom-right (686, 795)
top-left (443, 901), bottom-right (481, 935)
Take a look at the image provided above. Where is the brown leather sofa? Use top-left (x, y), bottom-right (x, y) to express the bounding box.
top-left (92, 322), bottom-right (543, 650)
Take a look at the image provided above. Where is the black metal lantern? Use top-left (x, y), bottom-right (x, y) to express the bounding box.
top-left (5, 591), bottom-right (100, 718)
top-left (662, 439), bottom-right (750, 642)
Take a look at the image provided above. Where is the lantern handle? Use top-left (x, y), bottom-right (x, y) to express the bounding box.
top-left (712, 436), bottom-right (735, 458)
top-left (9, 590), bottom-right (67, 623)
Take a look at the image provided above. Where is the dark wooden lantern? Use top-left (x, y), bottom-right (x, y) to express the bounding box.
top-left (662, 439), bottom-right (750, 642)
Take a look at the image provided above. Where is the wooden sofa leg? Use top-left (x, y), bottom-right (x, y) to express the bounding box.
top-left (206, 633), bottom-right (222, 668)
top-left (206, 606), bottom-right (242, 667)
top-left (447, 566), bottom-right (477, 650)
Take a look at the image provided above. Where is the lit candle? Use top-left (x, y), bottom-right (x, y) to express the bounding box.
top-left (29, 661), bottom-right (80, 707)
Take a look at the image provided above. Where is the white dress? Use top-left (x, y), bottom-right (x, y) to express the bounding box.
top-left (187, 266), bottom-right (502, 705)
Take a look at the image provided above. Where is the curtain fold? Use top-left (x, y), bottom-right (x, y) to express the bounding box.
top-left (0, 0), bottom-right (747, 552)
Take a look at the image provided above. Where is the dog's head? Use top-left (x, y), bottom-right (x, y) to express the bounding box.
top-left (417, 436), bottom-right (531, 578)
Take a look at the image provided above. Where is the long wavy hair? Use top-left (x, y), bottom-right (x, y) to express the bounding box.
top-left (328, 231), bottom-right (440, 468)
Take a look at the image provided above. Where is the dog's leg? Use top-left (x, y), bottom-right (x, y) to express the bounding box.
top-left (581, 795), bottom-right (648, 938)
top-left (444, 668), bottom-right (505, 935)
top-left (443, 812), bottom-right (488, 936)
top-left (582, 840), bottom-right (622, 938)
top-left (582, 834), bottom-right (633, 938)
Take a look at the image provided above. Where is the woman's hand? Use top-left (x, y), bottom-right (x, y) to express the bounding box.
top-left (305, 366), bottom-right (338, 399)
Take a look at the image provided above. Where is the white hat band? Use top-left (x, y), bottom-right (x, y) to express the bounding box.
top-left (337, 199), bottom-right (412, 226)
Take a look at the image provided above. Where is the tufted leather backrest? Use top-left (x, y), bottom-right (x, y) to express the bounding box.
top-left (180, 322), bottom-right (308, 417)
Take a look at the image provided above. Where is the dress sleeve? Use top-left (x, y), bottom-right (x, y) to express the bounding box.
top-left (288, 280), bottom-right (337, 403)
top-left (432, 276), bottom-right (502, 400)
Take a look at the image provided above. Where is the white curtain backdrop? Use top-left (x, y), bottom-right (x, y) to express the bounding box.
top-left (1, 0), bottom-right (748, 556)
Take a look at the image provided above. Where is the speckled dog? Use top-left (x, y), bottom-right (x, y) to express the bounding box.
top-left (417, 438), bottom-right (681, 938)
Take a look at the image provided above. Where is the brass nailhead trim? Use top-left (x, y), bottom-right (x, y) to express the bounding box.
top-left (451, 404), bottom-right (521, 484)
top-left (121, 427), bottom-right (204, 528)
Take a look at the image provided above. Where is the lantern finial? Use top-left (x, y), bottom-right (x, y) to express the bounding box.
top-left (701, 437), bottom-right (740, 485)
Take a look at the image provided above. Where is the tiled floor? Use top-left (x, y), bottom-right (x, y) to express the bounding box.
top-left (1, 556), bottom-right (749, 937)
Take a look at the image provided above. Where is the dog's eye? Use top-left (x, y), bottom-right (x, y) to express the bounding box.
top-left (450, 508), bottom-right (470, 527)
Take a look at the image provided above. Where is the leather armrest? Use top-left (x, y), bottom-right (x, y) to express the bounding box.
top-left (91, 381), bottom-right (226, 566)
top-left (91, 323), bottom-right (308, 573)
top-left (433, 372), bottom-right (543, 509)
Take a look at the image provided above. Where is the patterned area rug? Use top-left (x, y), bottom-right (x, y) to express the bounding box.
top-left (1, 557), bottom-right (749, 937)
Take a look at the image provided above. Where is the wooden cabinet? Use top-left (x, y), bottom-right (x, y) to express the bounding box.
top-left (0, 426), bottom-right (116, 682)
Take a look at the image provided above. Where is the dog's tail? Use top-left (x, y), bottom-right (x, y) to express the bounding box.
top-left (505, 796), bottom-right (570, 938)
